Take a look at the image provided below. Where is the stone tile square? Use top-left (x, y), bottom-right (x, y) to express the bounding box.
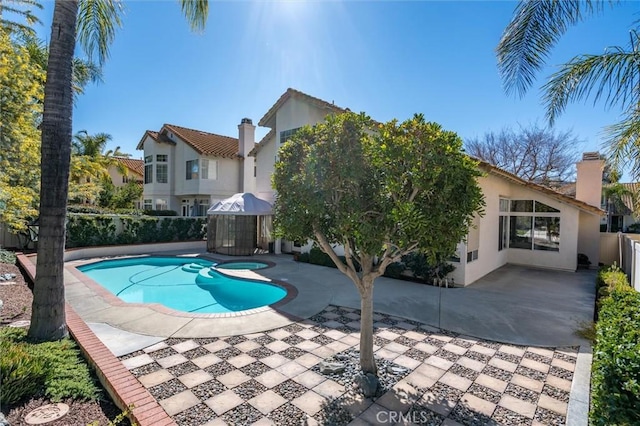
top-left (414, 342), bottom-right (439, 354)
top-left (171, 340), bottom-right (199, 353)
top-left (276, 360), bottom-right (308, 378)
top-left (121, 354), bottom-right (154, 370)
top-left (266, 340), bottom-right (291, 353)
top-left (430, 334), bottom-right (454, 343)
top-left (403, 331), bottom-right (425, 341)
top-left (159, 389), bottom-right (200, 416)
top-left (499, 394), bottom-right (536, 418)
top-left (313, 379), bottom-right (346, 398)
top-left (414, 364), bottom-right (447, 381)
top-left (251, 418), bottom-right (274, 426)
top-left (442, 419), bottom-right (466, 426)
top-left (205, 389), bottom-right (244, 415)
top-left (261, 353), bottom-right (290, 369)
top-left (204, 340), bottom-right (230, 353)
top-left (528, 347), bottom-right (555, 358)
top-left (324, 329), bottom-right (347, 340)
top-left (143, 341), bottom-right (168, 353)
top-left (499, 345), bottom-right (526, 357)
top-left (475, 374), bottom-right (508, 393)
top-left (396, 321), bottom-right (418, 331)
top-left (440, 371), bottom-right (473, 392)
top-left (425, 355), bottom-right (454, 371)
top-left (551, 357), bottom-right (575, 371)
top-left (460, 393), bottom-right (497, 417)
top-left (344, 321), bottom-right (360, 330)
top-left (295, 353), bottom-right (322, 368)
top-left (384, 342), bottom-right (411, 354)
top-left (359, 403), bottom-right (389, 424)
top-left (228, 353), bottom-right (257, 369)
top-left (268, 329), bottom-right (291, 340)
top-left (248, 389), bottom-right (287, 414)
top-left (322, 312), bottom-right (340, 319)
top-left (321, 320), bottom-right (343, 329)
top-left (489, 357), bottom-right (518, 373)
top-left (404, 371), bottom-right (438, 390)
top-left (469, 344), bottom-right (496, 357)
top-left (138, 369), bottom-right (174, 388)
top-left (537, 394), bottom-right (568, 415)
top-left (340, 334), bottom-right (360, 346)
top-left (292, 390), bottom-right (326, 416)
top-left (199, 419), bottom-right (228, 426)
top-left (235, 340), bottom-right (261, 353)
top-left (255, 370), bottom-right (288, 388)
top-left (520, 357), bottom-right (550, 373)
top-left (178, 370), bottom-right (214, 388)
top-left (375, 348), bottom-right (401, 361)
top-left (326, 340), bottom-right (350, 353)
top-left (217, 370), bottom-right (251, 388)
top-left (456, 357), bottom-right (486, 373)
top-left (376, 380), bottom-right (419, 412)
top-left (377, 330), bottom-right (401, 341)
top-left (293, 370), bottom-right (326, 388)
top-left (545, 374), bottom-right (572, 392)
top-left (295, 328), bottom-right (319, 340)
top-left (511, 374), bottom-right (544, 393)
top-left (345, 392), bottom-right (373, 417)
top-left (156, 354), bottom-right (189, 369)
top-left (310, 345), bottom-right (336, 359)
top-left (443, 343), bottom-right (468, 355)
top-left (192, 353), bottom-right (222, 369)
top-left (295, 340), bottom-right (321, 352)
top-left (419, 389), bottom-right (457, 417)
top-left (393, 354), bottom-right (422, 370)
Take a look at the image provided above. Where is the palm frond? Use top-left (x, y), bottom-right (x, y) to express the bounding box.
top-left (179, 0), bottom-right (208, 32)
top-left (0, 0), bottom-right (43, 31)
top-left (497, 0), bottom-right (608, 97)
top-left (72, 57), bottom-right (103, 96)
top-left (604, 106), bottom-right (640, 180)
top-left (76, 0), bottom-right (124, 66)
top-left (542, 41), bottom-right (640, 125)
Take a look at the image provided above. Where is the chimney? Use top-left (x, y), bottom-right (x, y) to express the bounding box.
top-left (575, 152), bottom-right (604, 208)
top-left (238, 118), bottom-right (256, 193)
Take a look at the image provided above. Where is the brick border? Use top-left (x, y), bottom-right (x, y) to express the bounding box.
top-left (16, 253), bottom-right (175, 426)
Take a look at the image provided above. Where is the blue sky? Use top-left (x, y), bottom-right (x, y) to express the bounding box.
top-left (34, 1), bottom-right (638, 179)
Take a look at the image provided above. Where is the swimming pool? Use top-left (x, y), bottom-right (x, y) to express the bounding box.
top-left (77, 257), bottom-right (286, 314)
top-left (216, 261), bottom-right (270, 270)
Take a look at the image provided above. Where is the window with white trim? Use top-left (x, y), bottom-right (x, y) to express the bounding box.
top-left (143, 199), bottom-right (152, 210)
top-left (504, 200), bottom-right (560, 252)
top-left (186, 160), bottom-right (199, 180)
top-left (144, 164), bottom-right (152, 184)
top-left (156, 164), bottom-right (168, 183)
top-left (280, 128), bottom-right (302, 145)
top-left (155, 199), bottom-right (167, 211)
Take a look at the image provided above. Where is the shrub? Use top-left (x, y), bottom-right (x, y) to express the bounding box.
top-left (0, 328), bottom-right (100, 406)
top-left (383, 262), bottom-right (405, 279)
top-left (590, 285), bottom-right (640, 425)
top-left (0, 248), bottom-right (16, 264)
top-left (0, 339), bottom-right (47, 405)
top-left (627, 222), bottom-right (640, 233)
top-left (402, 252), bottom-right (455, 283)
top-left (297, 252), bottom-right (310, 263)
top-left (143, 209), bottom-right (178, 216)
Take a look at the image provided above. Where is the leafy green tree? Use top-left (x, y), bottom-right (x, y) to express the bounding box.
top-left (497, 0), bottom-right (640, 178)
top-left (0, 29), bottom-right (44, 238)
top-left (273, 112), bottom-right (484, 374)
top-left (29, 0), bottom-right (209, 341)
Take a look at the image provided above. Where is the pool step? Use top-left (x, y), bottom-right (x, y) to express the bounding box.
top-left (181, 263), bottom-right (206, 273)
top-left (195, 267), bottom-right (223, 284)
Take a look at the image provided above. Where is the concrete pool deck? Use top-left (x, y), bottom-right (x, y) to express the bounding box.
top-left (57, 252), bottom-right (595, 349)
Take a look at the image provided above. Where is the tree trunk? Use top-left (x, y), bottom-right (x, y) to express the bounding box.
top-left (359, 276), bottom-right (377, 375)
top-left (28, 0), bottom-right (78, 341)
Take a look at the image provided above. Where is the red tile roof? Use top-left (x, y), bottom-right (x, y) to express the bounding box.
top-left (114, 157), bottom-right (143, 176)
top-left (136, 125), bottom-right (240, 159)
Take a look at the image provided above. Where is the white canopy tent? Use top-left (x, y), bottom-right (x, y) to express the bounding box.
top-left (207, 193), bottom-right (274, 255)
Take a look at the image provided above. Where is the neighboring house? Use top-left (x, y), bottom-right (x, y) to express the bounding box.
top-left (137, 123), bottom-right (254, 216)
top-left (137, 88), bottom-right (605, 285)
top-left (109, 157), bottom-right (144, 209)
top-left (557, 180), bottom-right (639, 233)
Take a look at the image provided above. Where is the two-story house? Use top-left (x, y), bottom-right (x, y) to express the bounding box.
top-left (137, 122), bottom-right (255, 216)
top-left (137, 88), bottom-right (605, 285)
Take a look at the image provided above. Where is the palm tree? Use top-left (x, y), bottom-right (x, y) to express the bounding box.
top-left (28, 0), bottom-right (209, 341)
top-left (496, 1), bottom-right (640, 178)
top-left (72, 130), bottom-right (111, 157)
top-left (0, 0), bottom-right (42, 36)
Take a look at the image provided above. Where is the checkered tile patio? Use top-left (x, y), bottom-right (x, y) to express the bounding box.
top-left (119, 306), bottom-right (577, 425)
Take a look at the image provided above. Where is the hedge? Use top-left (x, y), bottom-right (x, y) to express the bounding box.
top-left (66, 214), bottom-right (206, 248)
top-left (590, 267), bottom-right (640, 425)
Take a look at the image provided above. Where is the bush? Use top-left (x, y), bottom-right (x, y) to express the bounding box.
top-left (143, 209), bottom-right (178, 216)
top-left (591, 284), bottom-right (640, 425)
top-left (383, 262), bottom-right (405, 279)
top-left (0, 248), bottom-right (16, 264)
top-left (297, 252), bottom-right (310, 263)
top-left (627, 223), bottom-right (640, 233)
top-left (0, 328), bottom-right (100, 406)
top-left (402, 252), bottom-right (455, 283)
top-left (0, 339), bottom-right (47, 405)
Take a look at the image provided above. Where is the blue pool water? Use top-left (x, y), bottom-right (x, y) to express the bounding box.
top-left (77, 257), bottom-right (286, 314)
